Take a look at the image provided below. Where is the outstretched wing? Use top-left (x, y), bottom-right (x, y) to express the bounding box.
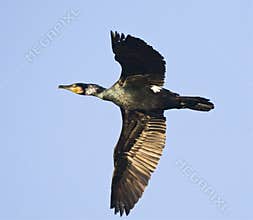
top-left (111, 31), bottom-right (166, 87)
top-left (110, 109), bottom-right (166, 216)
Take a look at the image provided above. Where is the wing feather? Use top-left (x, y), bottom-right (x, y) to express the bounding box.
top-left (110, 109), bottom-right (166, 216)
top-left (111, 31), bottom-right (166, 87)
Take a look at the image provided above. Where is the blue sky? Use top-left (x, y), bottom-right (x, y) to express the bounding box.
top-left (1, 0), bottom-right (252, 219)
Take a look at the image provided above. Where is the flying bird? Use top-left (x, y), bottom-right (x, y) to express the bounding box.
top-left (58, 31), bottom-right (214, 216)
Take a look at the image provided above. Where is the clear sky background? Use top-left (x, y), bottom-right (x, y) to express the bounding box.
top-left (1, 0), bottom-right (252, 219)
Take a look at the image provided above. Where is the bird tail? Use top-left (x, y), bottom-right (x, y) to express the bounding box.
top-left (176, 96), bottom-right (214, 111)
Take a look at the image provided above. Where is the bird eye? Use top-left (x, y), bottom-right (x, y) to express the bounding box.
top-left (72, 84), bottom-right (77, 88)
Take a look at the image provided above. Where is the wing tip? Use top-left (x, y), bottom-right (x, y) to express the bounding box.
top-left (110, 31), bottom-right (127, 42)
top-left (111, 206), bottom-right (131, 217)
top-left (111, 198), bottom-right (131, 216)
top-left (110, 30), bottom-right (115, 46)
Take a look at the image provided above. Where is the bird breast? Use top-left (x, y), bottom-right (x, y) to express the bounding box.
top-left (103, 82), bottom-right (163, 110)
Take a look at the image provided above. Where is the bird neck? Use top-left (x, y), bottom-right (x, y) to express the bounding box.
top-left (88, 84), bottom-right (106, 99)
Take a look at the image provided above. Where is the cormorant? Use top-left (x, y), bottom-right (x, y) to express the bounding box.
top-left (59, 31), bottom-right (214, 216)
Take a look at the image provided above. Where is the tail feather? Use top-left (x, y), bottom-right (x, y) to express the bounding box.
top-left (177, 96), bottom-right (214, 111)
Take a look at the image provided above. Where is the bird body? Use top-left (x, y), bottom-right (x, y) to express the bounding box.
top-left (59, 31), bottom-right (214, 216)
top-left (103, 81), bottom-right (166, 110)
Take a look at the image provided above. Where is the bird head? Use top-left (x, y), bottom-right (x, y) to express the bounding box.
top-left (58, 83), bottom-right (103, 96)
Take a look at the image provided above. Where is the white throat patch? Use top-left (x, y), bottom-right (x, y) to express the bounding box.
top-left (86, 85), bottom-right (97, 95)
top-left (150, 85), bottom-right (162, 93)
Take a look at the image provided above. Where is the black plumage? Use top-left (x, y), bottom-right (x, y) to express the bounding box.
top-left (59, 31), bottom-right (214, 216)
